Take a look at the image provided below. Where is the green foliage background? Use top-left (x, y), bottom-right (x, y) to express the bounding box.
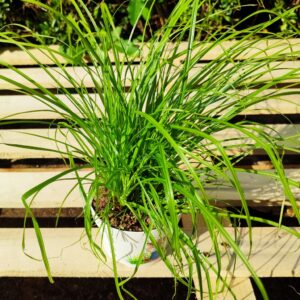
top-left (0, 0), bottom-right (299, 46)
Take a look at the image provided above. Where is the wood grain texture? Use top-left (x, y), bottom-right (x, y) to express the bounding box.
top-left (205, 168), bottom-right (300, 205)
top-left (0, 168), bottom-right (299, 208)
top-left (0, 93), bottom-right (103, 119)
top-left (1, 124), bottom-right (299, 159)
top-left (0, 168), bottom-right (91, 208)
top-left (193, 277), bottom-right (256, 300)
top-left (0, 61), bottom-right (299, 90)
top-left (0, 45), bottom-right (63, 65)
top-left (0, 128), bottom-right (80, 159)
top-left (1, 39), bottom-right (299, 65)
top-left (0, 66), bottom-right (110, 90)
top-left (163, 39), bottom-right (300, 61)
top-left (0, 227), bottom-right (299, 278)
top-left (1, 89), bottom-right (299, 120)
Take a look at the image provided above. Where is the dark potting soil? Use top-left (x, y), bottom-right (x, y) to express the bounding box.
top-left (0, 277), bottom-right (197, 300)
top-left (92, 187), bottom-right (152, 232)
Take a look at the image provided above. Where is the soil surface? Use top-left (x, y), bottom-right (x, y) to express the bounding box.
top-left (92, 187), bottom-right (151, 232)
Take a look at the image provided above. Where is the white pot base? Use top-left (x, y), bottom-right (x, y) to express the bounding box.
top-left (91, 207), bottom-right (163, 266)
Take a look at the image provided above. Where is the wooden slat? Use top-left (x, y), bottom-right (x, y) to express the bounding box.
top-left (0, 124), bottom-right (299, 159)
top-left (200, 227), bottom-right (300, 277)
top-left (203, 88), bottom-right (300, 116)
top-left (1, 39), bottom-right (299, 65)
top-left (0, 61), bottom-right (299, 90)
top-left (0, 168), bottom-right (299, 209)
top-left (0, 45), bottom-right (64, 65)
top-left (206, 168), bottom-right (300, 205)
top-left (0, 93), bottom-right (103, 119)
top-left (161, 39), bottom-right (300, 62)
top-left (0, 128), bottom-right (79, 159)
top-left (1, 89), bottom-right (299, 120)
top-left (0, 227), bottom-right (299, 278)
top-left (194, 277), bottom-right (256, 300)
top-left (0, 168), bottom-right (91, 208)
top-left (0, 66), bottom-right (118, 90)
top-left (212, 124), bottom-right (300, 149)
top-left (0, 227), bottom-right (173, 278)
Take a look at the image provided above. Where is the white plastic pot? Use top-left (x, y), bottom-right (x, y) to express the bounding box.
top-left (91, 207), bottom-right (164, 266)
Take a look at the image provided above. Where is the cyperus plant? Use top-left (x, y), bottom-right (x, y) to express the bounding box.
top-left (0, 0), bottom-right (300, 299)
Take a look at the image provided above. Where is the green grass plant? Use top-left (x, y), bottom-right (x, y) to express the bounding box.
top-left (0, 1), bottom-right (300, 299)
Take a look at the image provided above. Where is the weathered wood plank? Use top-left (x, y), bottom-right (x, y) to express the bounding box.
top-left (0, 168), bottom-right (91, 208)
top-left (203, 88), bottom-right (300, 116)
top-left (0, 66), bottom-right (122, 90)
top-left (0, 45), bottom-right (64, 65)
top-left (211, 123), bottom-right (300, 150)
top-left (193, 277), bottom-right (256, 300)
top-left (0, 227), bottom-right (173, 278)
top-left (1, 39), bottom-right (299, 65)
top-left (1, 89), bottom-right (299, 120)
top-left (206, 168), bottom-right (300, 205)
top-left (1, 124), bottom-right (299, 159)
top-left (0, 61), bottom-right (299, 90)
top-left (0, 227), bottom-right (299, 278)
top-left (0, 128), bottom-right (80, 159)
top-left (162, 39), bottom-right (300, 62)
top-left (0, 168), bottom-right (299, 209)
top-left (0, 93), bottom-right (103, 119)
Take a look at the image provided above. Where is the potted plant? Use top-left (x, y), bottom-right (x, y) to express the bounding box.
top-left (0, 0), bottom-right (300, 299)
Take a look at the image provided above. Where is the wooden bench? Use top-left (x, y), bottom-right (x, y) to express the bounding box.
top-left (0, 40), bottom-right (300, 300)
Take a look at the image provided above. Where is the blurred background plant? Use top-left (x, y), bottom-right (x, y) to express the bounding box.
top-left (0, 0), bottom-right (299, 60)
top-left (1, 1), bottom-right (299, 43)
top-left (0, 0), bottom-right (13, 29)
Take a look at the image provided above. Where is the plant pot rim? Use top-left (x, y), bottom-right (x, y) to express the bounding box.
top-left (90, 206), bottom-right (159, 235)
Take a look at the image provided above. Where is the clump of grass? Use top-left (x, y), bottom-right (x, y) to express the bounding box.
top-left (0, 1), bottom-right (300, 299)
